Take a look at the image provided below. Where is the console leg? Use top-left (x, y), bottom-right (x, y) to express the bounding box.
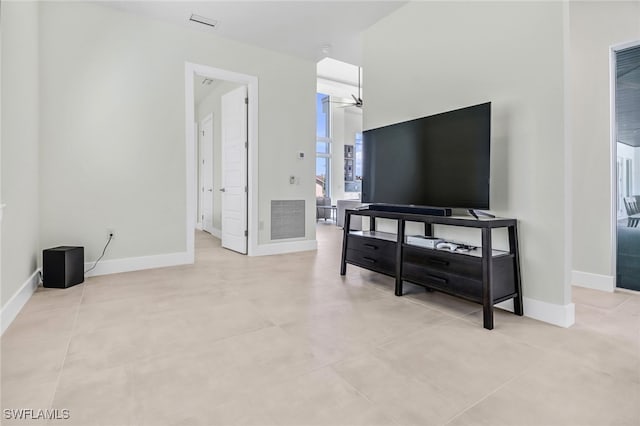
top-left (395, 279), bottom-right (403, 296)
top-left (340, 212), bottom-right (351, 276)
top-left (483, 305), bottom-right (494, 330)
top-left (395, 219), bottom-right (405, 296)
top-left (508, 224), bottom-right (524, 316)
top-left (481, 228), bottom-right (494, 330)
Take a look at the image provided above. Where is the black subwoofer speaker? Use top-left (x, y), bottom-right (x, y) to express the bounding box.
top-left (43, 246), bottom-right (84, 288)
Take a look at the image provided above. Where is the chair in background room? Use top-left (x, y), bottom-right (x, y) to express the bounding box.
top-left (623, 197), bottom-right (640, 227)
top-left (316, 196), bottom-right (332, 221)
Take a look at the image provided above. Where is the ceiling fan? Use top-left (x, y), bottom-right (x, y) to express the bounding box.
top-left (331, 67), bottom-right (363, 108)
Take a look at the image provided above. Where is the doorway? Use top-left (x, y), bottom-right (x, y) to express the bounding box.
top-left (185, 63), bottom-right (258, 257)
top-left (199, 113), bottom-right (215, 236)
top-left (315, 58), bottom-right (364, 232)
top-left (612, 42), bottom-right (640, 291)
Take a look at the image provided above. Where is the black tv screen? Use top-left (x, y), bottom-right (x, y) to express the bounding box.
top-left (362, 102), bottom-right (491, 210)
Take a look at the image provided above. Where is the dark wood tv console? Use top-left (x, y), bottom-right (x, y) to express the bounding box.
top-left (340, 209), bottom-right (523, 330)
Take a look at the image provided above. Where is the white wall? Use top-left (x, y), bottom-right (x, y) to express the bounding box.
top-left (196, 81), bottom-right (242, 233)
top-left (570, 1), bottom-right (640, 281)
top-left (363, 2), bottom-right (569, 308)
top-left (1, 1), bottom-right (40, 308)
top-left (38, 2), bottom-right (316, 265)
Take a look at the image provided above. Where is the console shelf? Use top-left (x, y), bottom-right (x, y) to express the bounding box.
top-left (340, 209), bottom-right (523, 330)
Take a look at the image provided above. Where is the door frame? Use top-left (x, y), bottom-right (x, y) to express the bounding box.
top-left (610, 39), bottom-right (640, 289)
top-left (185, 62), bottom-right (258, 258)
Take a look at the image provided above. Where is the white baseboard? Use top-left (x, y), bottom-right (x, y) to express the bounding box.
top-left (496, 297), bottom-right (575, 328)
top-left (1, 269), bottom-right (40, 335)
top-left (85, 251), bottom-right (193, 277)
top-left (251, 239), bottom-right (317, 256)
top-left (571, 270), bottom-right (615, 292)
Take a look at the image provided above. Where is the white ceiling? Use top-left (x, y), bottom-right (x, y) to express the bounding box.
top-left (317, 57), bottom-right (362, 100)
top-left (194, 75), bottom-right (224, 104)
top-left (317, 57), bottom-right (360, 86)
top-left (100, 1), bottom-right (407, 65)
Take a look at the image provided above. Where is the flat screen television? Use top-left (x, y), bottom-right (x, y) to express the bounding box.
top-left (361, 102), bottom-right (491, 210)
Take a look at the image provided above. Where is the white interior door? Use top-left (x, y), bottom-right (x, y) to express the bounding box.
top-left (221, 86), bottom-right (248, 253)
top-left (200, 115), bottom-right (214, 234)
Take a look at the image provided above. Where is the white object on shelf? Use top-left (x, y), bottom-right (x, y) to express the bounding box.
top-left (436, 241), bottom-right (459, 251)
top-left (406, 235), bottom-right (443, 249)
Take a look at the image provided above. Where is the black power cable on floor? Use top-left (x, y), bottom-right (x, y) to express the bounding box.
top-left (84, 234), bottom-right (113, 274)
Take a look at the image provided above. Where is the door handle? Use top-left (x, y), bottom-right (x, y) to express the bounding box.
top-left (219, 188), bottom-right (226, 192)
top-left (426, 274), bottom-right (448, 285)
top-left (208, 188), bottom-right (213, 192)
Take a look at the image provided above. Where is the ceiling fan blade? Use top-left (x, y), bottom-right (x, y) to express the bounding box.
top-left (328, 90), bottom-right (363, 108)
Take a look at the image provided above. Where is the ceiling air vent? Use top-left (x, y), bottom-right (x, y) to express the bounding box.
top-left (189, 14), bottom-right (218, 29)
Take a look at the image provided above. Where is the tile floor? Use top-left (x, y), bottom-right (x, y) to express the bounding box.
top-left (1, 223), bottom-right (639, 425)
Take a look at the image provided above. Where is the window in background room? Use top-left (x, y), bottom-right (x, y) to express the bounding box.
top-left (316, 93), bottom-right (331, 197)
top-left (344, 132), bottom-right (363, 199)
top-left (617, 155), bottom-right (634, 217)
top-left (354, 132), bottom-right (363, 180)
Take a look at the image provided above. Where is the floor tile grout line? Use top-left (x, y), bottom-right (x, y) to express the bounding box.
top-left (326, 328), bottom-right (556, 426)
top-left (46, 281), bottom-right (87, 411)
top-left (573, 288), bottom-right (632, 313)
top-left (373, 314), bottom-right (469, 351)
top-left (327, 360), bottom-right (404, 426)
top-left (610, 295), bottom-right (639, 314)
top-left (440, 348), bottom-right (551, 426)
top-left (538, 333), bottom-right (640, 374)
top-left (400, 293), bottom-right (482, 319)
